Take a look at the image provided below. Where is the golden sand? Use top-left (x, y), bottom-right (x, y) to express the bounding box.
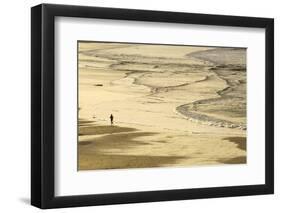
top-left (78, 42), bottom-right (247, 170)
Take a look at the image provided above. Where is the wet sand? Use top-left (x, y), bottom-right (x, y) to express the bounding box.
top-left (78, 42), bottom-right (247, 170)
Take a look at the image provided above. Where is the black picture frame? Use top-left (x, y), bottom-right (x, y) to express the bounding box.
top-left (31, 3), bottom-right (274, 209)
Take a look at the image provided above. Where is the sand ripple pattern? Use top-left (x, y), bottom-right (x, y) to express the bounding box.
top-left (80, 44), bottom-right (246, 130)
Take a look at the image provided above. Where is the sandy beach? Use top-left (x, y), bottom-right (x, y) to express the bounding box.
top-left (78, 42), bottom-right (247, 170)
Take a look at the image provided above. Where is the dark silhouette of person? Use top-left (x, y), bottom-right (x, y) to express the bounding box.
top-left (110, 114), bottom-right (114, 125)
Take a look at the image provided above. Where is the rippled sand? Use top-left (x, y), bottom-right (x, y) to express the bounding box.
top-left (78, 42), bottom-right (246, 170)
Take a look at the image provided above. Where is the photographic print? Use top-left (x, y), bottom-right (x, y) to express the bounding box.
top-left (78, 41), bottom-right (247, 171)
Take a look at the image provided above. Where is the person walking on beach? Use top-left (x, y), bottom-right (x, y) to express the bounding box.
top-left (110, 114), bottom-right (114, 125)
